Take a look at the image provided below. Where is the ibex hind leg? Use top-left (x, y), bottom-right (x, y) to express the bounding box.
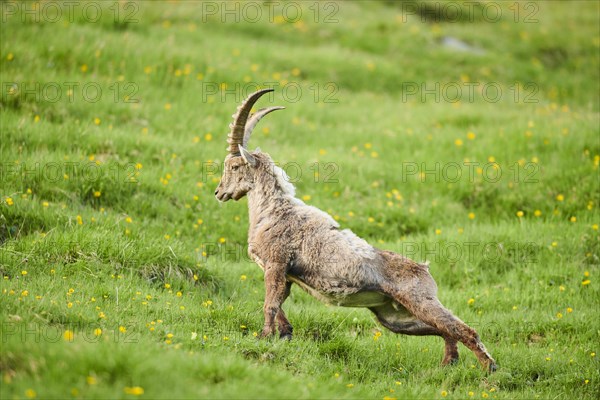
top-left (370, 303), bottom-right (459, 366)
top-left (387, 291), bottom-right (497, 372)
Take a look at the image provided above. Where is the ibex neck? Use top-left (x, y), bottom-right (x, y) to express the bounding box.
top-left (247, 165), bottom-right (296, 229)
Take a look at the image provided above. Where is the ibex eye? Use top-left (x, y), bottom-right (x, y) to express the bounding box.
top-left (232, 165), bottom-right (239, 171)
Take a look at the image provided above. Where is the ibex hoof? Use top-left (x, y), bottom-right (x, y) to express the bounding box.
top-left (259, 327), bottom-right (276, 339)
top-left (441, 357), bottom-right (458, 367)
top-left (488, 363), bottom-right (498, 373)
top-left (279, 332), bottom-right (293, 340)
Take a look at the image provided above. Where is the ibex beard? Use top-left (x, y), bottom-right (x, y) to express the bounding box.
top-left (215, 89), bottom-right (497, 372)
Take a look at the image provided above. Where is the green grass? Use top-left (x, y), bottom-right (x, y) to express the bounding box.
top-left (1, 1), bottom-right (599, 399)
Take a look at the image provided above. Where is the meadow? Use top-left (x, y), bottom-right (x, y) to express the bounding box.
top-left (1, 1), bottom-right (599, 399)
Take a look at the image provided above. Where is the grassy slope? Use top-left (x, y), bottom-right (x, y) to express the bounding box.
top-left (1, 1), bottom-right (599, 399)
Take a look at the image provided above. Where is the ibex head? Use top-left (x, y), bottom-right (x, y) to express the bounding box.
top-left (214, 89), bottom-right (284, 202)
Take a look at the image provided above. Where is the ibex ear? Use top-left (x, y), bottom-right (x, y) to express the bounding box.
top-left (239, 146), bottom-right (257, 168)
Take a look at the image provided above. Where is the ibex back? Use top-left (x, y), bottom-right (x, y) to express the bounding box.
top-left (215, 89), bottom-right (497, 372)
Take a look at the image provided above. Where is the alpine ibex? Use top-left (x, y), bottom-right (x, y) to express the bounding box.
top-left (214, 89), bottom-right (497, 372)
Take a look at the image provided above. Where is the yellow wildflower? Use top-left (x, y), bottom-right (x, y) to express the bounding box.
top-left (123, 386), bottom-right (144, 395)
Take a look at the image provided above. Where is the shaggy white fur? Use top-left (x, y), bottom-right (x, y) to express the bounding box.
top-left (271, 164), bottom-right (296, 196)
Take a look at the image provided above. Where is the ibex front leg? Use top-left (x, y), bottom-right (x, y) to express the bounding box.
top-left (276, 281), bottom-right (293, 340)
top-left (260, 263), bottom-right (288, 338)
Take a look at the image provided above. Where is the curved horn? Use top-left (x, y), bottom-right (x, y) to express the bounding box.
top-left (243, 106), bottom-right (285, 148)
top-left (227, 88), bottom-right (274, 155)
